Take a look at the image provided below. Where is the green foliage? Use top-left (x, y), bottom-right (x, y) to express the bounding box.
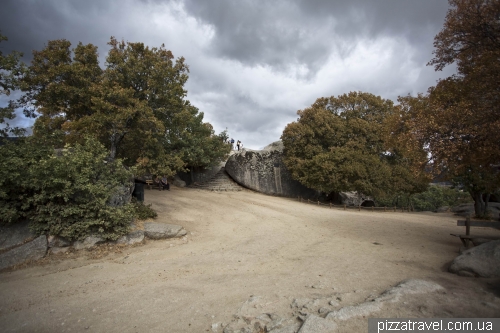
top-left (281, 92), bottom-right (429, 198)
top-left (0, 137), bottom-right (134, 241)
top-left (0, 32), bottom-right (27, 137)
top-left (0, 137), bottom-right (53, 223)
top-left (417, 0), bottom-right (500, 217)
top-left (131, 200), bottom-right (158, 220)
top-left (377, 186), bottom-right (471, 211)
top-left (20, 37), bottom-right (229, 176)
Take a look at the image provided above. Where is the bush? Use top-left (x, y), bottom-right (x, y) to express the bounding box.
top-left (0, 137), bottom-right (135, 240)
top-left (411, 185), bottom-right (471, 211)
top-left (132, 199), bottom-right (157, 220)
top-left (376, 185), bottom-right (471, 211)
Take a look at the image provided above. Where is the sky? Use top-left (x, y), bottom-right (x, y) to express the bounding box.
top-left (1, 0), bottom-right (457, 149)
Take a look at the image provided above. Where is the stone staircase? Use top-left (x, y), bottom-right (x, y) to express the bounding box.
top-left (189, 167), bottom-right (245, 192)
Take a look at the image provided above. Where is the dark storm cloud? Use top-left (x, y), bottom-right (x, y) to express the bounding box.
top-left (0, 0), bottom-right (454, 148)
top-left (182, 0), bottom-right (449, 74)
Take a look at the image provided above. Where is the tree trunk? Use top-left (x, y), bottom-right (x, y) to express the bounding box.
top-left (109, 141), bottom-right (117, 161)
top-left (471, 191), bottom-right (489, 217)
top-left (190, 168), bottom-right (194, 184)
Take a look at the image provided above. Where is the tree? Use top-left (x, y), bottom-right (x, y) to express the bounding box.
top-left (164, 105), bottom-right (231, 182)
top-left (381, 95), bottom-right (436, 208)
top-left (20, 37), bottom-right (229, 176)
top-left (0, 32), bottom-right (26, 137)
top-left (422, 0), bottom-right (500, 216)
top-left (282, 92), bottom-right (396, 198)
top-left (0, 136), bottom-right (135, 240)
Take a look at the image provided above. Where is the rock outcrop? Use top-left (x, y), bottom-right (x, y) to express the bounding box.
top-left (0, 220), bottom-right (35, 252)
top-left (0, 236), bottom-right (47, 271)
top-left (225, 141), bottom-right (318, 198)
top-left (211, 279), bottom-right (444, 333)
top-left (449, 240), bottom-right (500, 277)
top-left (225, 141), bottom-right (374, 205)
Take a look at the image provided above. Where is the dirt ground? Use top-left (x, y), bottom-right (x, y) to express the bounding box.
top-left (1, 187), bottom-right (499, 332)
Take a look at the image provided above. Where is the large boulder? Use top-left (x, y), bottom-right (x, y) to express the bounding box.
top-left (73, 235), bottom-right (106, 250)
top-left (0, 235), bottom-right (47, 271)
top-left (339, 192), bottom-right (374, 207)
top-left (0, 220), bottom-right (35, 252)
top-left (108, 181), bottom-right (134, 206)
top-left (225, 141), bottom-right (318, 198)
top-left (449, 240), bottom-right (500, 277)
top-left (115, 230), bottom-right (145, 245)
top-left (172, 175), bottom-right (186, 188)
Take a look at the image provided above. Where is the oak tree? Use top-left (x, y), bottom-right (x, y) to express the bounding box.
top-left (20, 37), bottom-right (229, 176)
top-left (282, 92), bottom-right (394, 198)
top-left (423, 0), bottom-right (500, 216)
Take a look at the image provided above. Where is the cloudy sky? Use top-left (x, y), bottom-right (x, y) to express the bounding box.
top-left (1, 0), bottom-right (456, 149)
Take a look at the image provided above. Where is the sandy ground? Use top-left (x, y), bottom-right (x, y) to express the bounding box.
top-left (1, 187), bottom-right (499, 332)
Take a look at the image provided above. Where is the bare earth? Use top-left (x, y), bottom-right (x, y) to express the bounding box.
top-left (1, 187), bottom-right (499, 332)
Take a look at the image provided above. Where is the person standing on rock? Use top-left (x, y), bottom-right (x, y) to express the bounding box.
top-left (236, 140), bottom-right (241, 151)
top-left (230, 138), bottom-right (235, 150)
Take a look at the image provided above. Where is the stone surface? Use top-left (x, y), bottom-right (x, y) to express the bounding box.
top-left (50, 246), bottom-right (70, 255)
top-left (449, 240), bottom-right (500, 278)
top-left (326, 279), bottom-right (443, 321)
top-left (0, 236), bottom-right (47, 271)
top-left (435, 206), bottom-right (450, 213)
top-left (297, 315), bottom-right (337, 333)
top-left (292, 298), bottom-right (312, 309)
top-left (268, 324), bottom-right (301, 333)
top-left (225, 141), bottom-right (318, 198)
top-left (115, 230), bottom-right (145, 245)
top-left (108, 181), bottom-right (134, 207)
top-left (47, 235), bottom-right (71, 248)
top-left (173, 175), bottom-right (186, 188)
top-left (177, 162), bottom-right (225, 186)
top-left (143, 222), bottom-right (187, 239)
top-left (339, 191), bottom-right (374, 206)
top-left (0, 220), bottom-right (35, 252)
top-left (451, 202), bottom-right (500, 217)
top-left (189, 167), bottom-right (245, 192)
top-left (73, 235), bottom-right (106, 250)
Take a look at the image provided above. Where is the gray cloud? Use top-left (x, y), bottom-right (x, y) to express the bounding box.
top-left (1, 0), bottom-right (453, 148)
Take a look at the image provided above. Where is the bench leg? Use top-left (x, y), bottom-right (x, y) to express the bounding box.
top-left (460, 238), bottom-right (467, 247)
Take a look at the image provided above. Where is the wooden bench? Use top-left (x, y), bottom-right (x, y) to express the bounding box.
top-left (145, 179), bottom-right (159, 190)
top-left (450, 217), bottom-right (500, 247)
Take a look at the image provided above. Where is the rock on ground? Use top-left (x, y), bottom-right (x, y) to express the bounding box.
top-left (0, 236), bottom-right (47, 271)
top-left (449, 240), bottom-right (500, 278)
top-left (326, 279), bottom-right (443, 321)
top-left (0, 220), bottom-right (35, 251)
top-left (298, 315), bottom-right (337, 333)
top-left (115, 230), bottom-right (145, 245)
top-left (143, 222), bottom-right (187, 239)
top-left (173, 175), bottom-right (186, 187)
top-left (73, 235), bottom-right (106, 250)
top-left (47, 235), bottom-right (71, 248)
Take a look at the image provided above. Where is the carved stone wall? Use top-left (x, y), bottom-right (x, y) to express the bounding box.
top-left (225, 141), bottom-right (318, 198)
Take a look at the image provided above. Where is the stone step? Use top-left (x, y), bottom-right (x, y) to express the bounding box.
top-left (188, 167), bottom-right (245, 192)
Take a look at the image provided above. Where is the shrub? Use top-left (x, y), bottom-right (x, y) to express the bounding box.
top-left (0, 137), bottom-right (135, 240)
top-left (131, 199), bottom-right (157, 220)
top-left (411, 185), bottom-right (470, 211)
top-left (376, 185), bottom-right (471, 211)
